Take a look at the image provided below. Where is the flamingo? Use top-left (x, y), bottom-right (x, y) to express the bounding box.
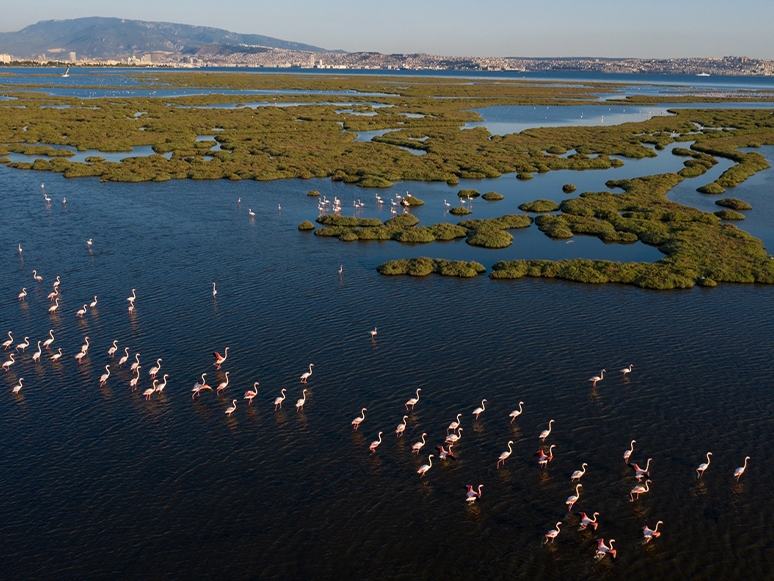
top-left (48, 299), bottom-right (59, 314)
top-left (595, 539), bottom-right (616, 560)
top-left (642, 521), bottom-right (663, 543)
top-left (18, 243), bottom-right (22, 254)
top-left (18, 288), bottom-right (27, 301)
top-left (412, 433), bottom-right (427, 454)
top-left (445, 427), bottom-right (463, 445)
top-left (405, 388), bottom-right (421, 410)
top-left (437, 444), bottom-right (455, 460)
top-left (696, 452), bottom-right (712, 478)
top-left (79, 336), bottom-right (89, 352)
top-left (191, 373), bottom-right (211, 397)
top-left (466, 484), bottom-right (483, 504)
top-left (544, 522), bottom-right (562, 544)
top-left (248, 208), bottom-right (255, 217)
top-left (369, 327), bottom-right (377, 339)
top-left (155, 374), bottom-right (169, 393)
top-left (578, 512), bottom-right (599, 531)
top-left (2, 332), bottom-right (12, 350)
top-left (244, 382), bottom-right (259, 404)
top-left (351, 407), bottom-right (367, 430)
top-left (148, 358), bottom-right (162, 378)
top-left (143, 380), bottom-right (157, 401)
top-left (537, 444), bottom-right (556, 468)
top-left (472, 399), bottom-right (487, 420)
top-left (76, 304), bottom-right (88, 318)
top-left (624, 440), bottom-right (636, 463)
top-left (15, 337), bottom-right (30, 353)
top-left (216, 371), bottom-right (230, 394)
top-left (127, 289), bottom-right (136, 306)
top-left (74, 351), bottom-right (86, 364)
top-left (395, 415), bottom-right (408, 437)
top-left (47, 288), bottom-right (59, 301)
top-left (539, 419), bottom-right (554, 442)
top-left (90, 295), bottom-right (98, 308)
top-left (369, 431), bottom-right (383, 453)
top-left (629, 458), bottom-right (652, 481)
top-left (509, 401), bottom-right (525, 424)
top-left (734, 456), bottom-right (750, 481)
top-left (295, 389), bottom-right (308, 411)
top-left (338, 265), bottom-right (343, 275)
top-left (621, 364), bottom-right (633, 377)
top-left (225, 399), bottom-right (238, 417)
top-left (86, 238), bottom-right (93, 247)
top-left (32, 341), bottom-right (42, 363)
top-left (52, 276), bottom-right (60, 290)
top-left (300, 363), bottom-right (314, 384)
top-left (496, 440), bottom-right (514, 469)
top-left (273, 388), bottom-right (287, 410)
top-left (2, 353), bottom-right (15, 371)
top-left (118, 347), bottom-right (130, 367)
top-left (571, 463), bottom-right (588, 482)
top-left (108, 340), bottom-right (118, 357)
top-left (589, 369), bottom-right (606, 388)
top-left (43, 330), bottom-right (55, 349)
top-left (213, 347), bottom-right (229, 369)
top-left (566, 484), bottom-right (582, 511)
top-left (51, 348), bottom-right (63, 362)
top-left (99, 365), bottom-right (111, 387)
top-left (447, 413), bottom-right (462, 434)
top-left (630, 480), bottom-right (650, 501)
top-left (130, 353), bottom-right (141, 373)
top-left (32, 270), bottom-right (43, 282)
top-left (417, 455), bottom-right (434, 478)
top-left (12, 378), bottom-right (23, 394)
top-left (130, 367), bottom-right (142, 390)
top-left (212, 282), bottom-right (217, 297)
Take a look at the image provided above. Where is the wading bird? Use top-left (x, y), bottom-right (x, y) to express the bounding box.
top-left (629, 458), bottom-right (651, 481)
top-left (630, 481), bottom-right (650, 501)
top-left (412, 433), bottom-right (427, 454)
top-left (32, 341), bottom-right (42, 363)
top-left (18, 288), bottom-right (27, 301)
top-left (734, 456), bottom-right (750, 481)
top-left (370, 327), bottom-right (377, 339)
top-left (595, 539), bottom-right (616, 560)
top-left (216, 372), bottom-right (230, 394)
top-left (2, 353), bottom-right (16, 371)
top-left (99, 365), bottom-right (110, 387)
top-left (405, 388), bottom-right (421, 410)
top-left (3, 332), bottom-right (13, 350)
top-left (108, 340), bottom-right (118, 357)
top-left (566, 484), bottom-right (582, 511)
top-left (642, 521), bottom-right (663, 543)
top-left (621, 364), bottom-right (633, 377)
top-left (212, 282), bottom-right (217, 297)
top-left (466, 484), bottom-right (483, 504)
top-left (225, 399), bottom-right (238, 417)
top-left (447, 413), bottom-right (462, 434)
top-left (509, 401), bottom-right (525, 424)
top-left (624, 440), bottom-right (636, 463)
top-left (295, 389), bottom-right (308, 412)
top-left (544, 522), bottom-right (562, 545)
top-left (32, 270), bottom-right (43, 282)
top-left (571, 463), bottom-right (588, 482)
top-left (244, 382), bottom-right (259, 404)
top-left (537, 445), bottom-right (556, 469)
top-left (90, 296), bottom-right (98, 308)
top-left (472, 399), bottom-right (487, 420)
top-left (143, 380), bottom-right (157, 401)
top-left (51, 348), bottom-right (63, 362)
top-left (578, 512), bottom-right (599, 531)
top-left (352, 407), bottom-right (367, 430)
top-left (445, 427), bottom-right (463, 445)
top-left (13, 378), bottom-right (23, 394)
top-left (369, 432), bottom-right (383, 453)
top-left (130, 367), bottom-right (141, 390)
top-left (696, 452), bottom-right (712, 478)
top-left (395, 415), bottom-right (408, 437)
top-left (148, 358), bottom-right (162, 378)
top-left (300, 363), bottom-right (314, 384)
top-left (191, 373), bottom-right (210, 397)
top-left (213, 347), bottom-right (229, 369)
top-left (43, 330), bottom-right (55, 350)
top-left (48, 299), bottom-right (59, 314)
top-left (497, 440), bottom-right (514, 469)
top-left (273, 388), bottom-right (287, 410)
top-left (589, 369), bottom-right (606, 388)
top-left (118, 348), bottom-right (129, 367)
top-left (539, 419), bottom-right (554, 442)
top-left (16, 337), bottom-right (30, 353)
top-left (417, 455), bottom-right (434, 478)
top-left (76, 304), bottom-right (88, 318)
top-left (130, 353), bottom-right (141, 373)
top-left (155, 374), bottom-right (169, 393)
top-left (437, 444), bottom-right (455, 460)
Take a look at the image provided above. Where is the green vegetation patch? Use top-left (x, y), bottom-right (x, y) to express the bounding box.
top-left (562, 183), bottom-right (577, 194)
top-left (519, 199), bottom-right (560, 213)
top-left (377, 257), bottom-right (485, 277)
top-left (457, 189), bottom-right (481, 198)
top-left (697, 182), bottom-right (726, 194)
top-left (715, 198), bottom-right (752, 211)
top-left (467, 229), bottom-right (514, 249)
top-left (425, 222), bottom-right (468, 240)
top-left (306, 189), bottom-right (321, 197)
top-left (516, 172), bottom-right (534, 180)
top-left (298, 220), bottom-right (315, 231)
top-left (448, 206), bottom-right (472, 216)
top-left (316, 215), bottom-right (382, 227)
top-left (482, 191), bottom-right (504, 201)
top-left (402, 195), bottom-right (424, 206)
top-left (714, 209), bottom-right (746, 220)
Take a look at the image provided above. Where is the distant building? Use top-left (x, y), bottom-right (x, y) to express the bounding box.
top-left (141, 54), bottom-right (152, 63)
top-left (0, 53), bottom-right (11, 63)
top-left (69, 51), bottom-right (77, 62)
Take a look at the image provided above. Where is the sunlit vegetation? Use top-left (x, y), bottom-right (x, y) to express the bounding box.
top-left (306, 189), bottom-right (320, 196)
top-left (482, 191), bottom-right (504, 201)
top-left (562, 183), bottom-right (577, 193)
top-left (714, 209), bottom-right (746, 220)
top-left (402, 195), bottom-right (424, 206)
top-left (715, 198), bottom-right (752, 210)
top-left (448, 206), bottom-right (472, 216)
top-left (519, 199), bottom-right (560, 213)
top-left (298, 220), bottom-right (315, 230)
top-left (457, 189), bottom-right (480, 198)
top-left (377, 257), bottom-right (485, 277)
top-left (516, 172), bottom-right (534, 180)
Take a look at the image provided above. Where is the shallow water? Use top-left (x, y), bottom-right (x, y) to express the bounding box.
top-left (1, 151), bottom-right (773, 579)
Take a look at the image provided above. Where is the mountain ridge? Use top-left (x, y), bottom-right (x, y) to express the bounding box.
top-left (0, 17), bottom-right (331, 59)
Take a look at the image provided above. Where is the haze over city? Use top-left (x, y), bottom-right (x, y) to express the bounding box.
top-left (1, 0), bottom-right (772, 58)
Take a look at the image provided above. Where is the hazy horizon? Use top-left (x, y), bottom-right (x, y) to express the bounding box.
top-left (1, 0), bottom-right (772, 59)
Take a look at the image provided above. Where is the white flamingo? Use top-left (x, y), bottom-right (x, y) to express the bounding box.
top-left (16, 337), bottom-right (30, 352)
top-left (509, 401), bottom-right (524, 424)
top-left (566, 484), bottom-right (582, 511)
top-left (445, 427), bottom-right (463, 445)
top-left (80, 337), bottom-right (90, 354)
top-left (544, 522), bottom-right (562, 544)
top-left (642, 521), bottom-right (663, 543)
top-left (417, 454), bottom-right (434, 478)
top-left (74, 351), bottom-right (86, 364)
top-left (216, 371), bottom-right (230, 394)
top-left (2, 353), bottom-right (15, 371)
top-left (51, 348), bottom-right (63, 362)
top-left (411, 433), bottom-right (427, 454)
top-left (352, 407), bottom-right (367, 430)
top-left (395, 415), bottom-right (408, 437)
top-left (2, 332), bottom-right (13, 350)
top-left (213, 347), bottom-right (229, 369)
top-left (148, 358), bottom-right (162, 378)
top-left (32, 341), bottom-right (42, 363)
top-left (595, 539), bottom-right (616, 560)
top-left (99, 365), bottom-right (111, 387)
top-left (300, 363), bottom-right (314, 384)
top-left (89, 295), bottom-right (98, 308)
top-left (466, 484), bottom-right (483, 504)
top-left (127, 289), bottom-right (137, 306)
top-left (696, 452), bottom-right (712, 478)
top-left (18, 288), bottom-right (27, 301)
top-left (369, 327), bottom-right (377, 338)
top-left (734, 456), bottom-right (750, 481)
top-left (143, 380), bottom-right (157, 401)
top-left (623, 440), bottom-right (636, 463)
top-left (13, 377), bottom-right (24, 394)
top-left (447, 413), bottom-right (462, 434)
top-left (273, 388), bottom-right (287, 410)
top-left (578, 512), bottom-right (599, 531)
top-left (118, 347), bottom-right (130, 367)
top-left (496, 440), bottom-right (514, 469)
top-left (130, 353), bottom-right (141, 373)
top-left (538, 444), bottom-right (556, 468)
top-left (571, 463), bottom-right (588, 482)
top-left (130, 367), bottom-right (142, 390)
top-left (472, 399), bottom-right (487, 420)
top-left (43, 330), bottom-right (55, 349)
top-left (76, 304), bottom-right (88, 318)
top-left (225, 399), bottom-right (238, 417)
top-left (295, 389), bottom-right (308, 411)
top-left (405, 388), bottom-right (421, 410)
top-left (212, 282), bottom-right (217, 297)
top-left (155, 374), bottom-right (169, 393)
top-left (369, 432), bottom-right (383, 453)
top-left (589, 369), bottom-right (606, 387)
top-left (108, 340), bottom-right (118, 357)
top-left (32, 270), bottom-right (43, 282)
top-left (620, 364), bottom-right (633, 377)
top-left (244, 382), bottom-right (259, 404)
top-left (48, 299), bottom-right (59, 314)
top-left (630, 480), bottom-right (650, 501)
top-left (539, 419), bottom-right (554, 442)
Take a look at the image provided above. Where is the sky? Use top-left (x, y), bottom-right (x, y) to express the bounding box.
top-left (0, 0), bottom-right (772, 58)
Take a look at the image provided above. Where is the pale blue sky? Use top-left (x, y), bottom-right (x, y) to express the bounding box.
top-left (1, 0), bottom-right (772, 58)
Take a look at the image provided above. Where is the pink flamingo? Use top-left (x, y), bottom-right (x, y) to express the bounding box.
top-left (244, 382), bottom-right (259, 404)
top-left (465, 484), bottom-right (483, 504)
top-left (578, 512), bottom-right (599, 531)
top-left (369, 432), bottom-right (383, 453)
top-left (213, 347), bottom-right (229, 369)
top-left (544, 522), bottom-right (562, 544)
top-left (411, 433), bottom-right (427, 454)
top-left (595, 539), bottom-right (616, 560)
top-left (417, 454), bottom-right (433, 478)
top-left (642, 521), bottom-right (663, 543)
top-left (273, 388), bottom-right (287, 410)
top-left (623, 440), bottom-right (636, 463)
top-left (589, 369), bottom-right (606, 388)
top-left (496, 440), bottom-right (514, 469)
top-left (352, 407), bottom-right (367, 430)
top-left (734, 456), bottom-right (750, 481)
top-left (537, 444), bottom-right (556, 468)
top-left (395, 415), bottom-right (408, 437)
top-left (405, 388), bottom-right (421, 410)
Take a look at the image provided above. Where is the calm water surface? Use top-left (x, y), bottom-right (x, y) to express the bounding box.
top-left (1, 144), bottom-right (773, 580)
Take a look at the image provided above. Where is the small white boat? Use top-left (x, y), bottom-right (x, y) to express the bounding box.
top-left (696, 72), bottom-right (710, 77)
top-left (62, 67), bottom-right (70, 78)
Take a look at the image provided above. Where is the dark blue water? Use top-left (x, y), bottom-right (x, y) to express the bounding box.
top-left (1, 132), bottom-right (773, 580)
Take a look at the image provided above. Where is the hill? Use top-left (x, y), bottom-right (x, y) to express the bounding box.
top-left (0, 17), bottom-right (330, 59)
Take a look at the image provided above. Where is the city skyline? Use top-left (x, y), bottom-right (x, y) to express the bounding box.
top-left (0, 0), bottom-right (773, 59)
